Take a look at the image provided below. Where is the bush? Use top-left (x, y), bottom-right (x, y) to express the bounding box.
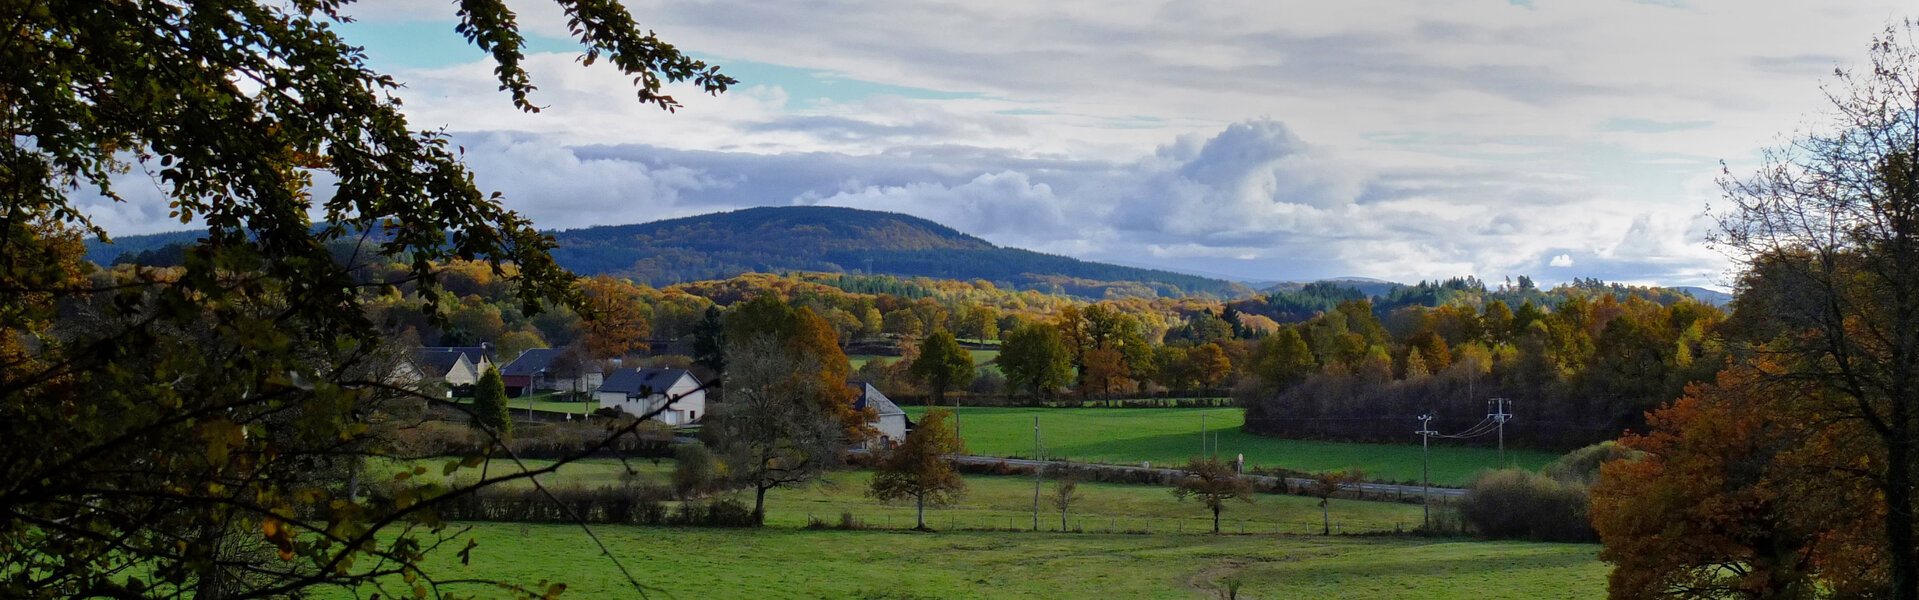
top-left (389, 419), bottom-right (677, 460)
top-left (411, 483), bottom-right (761, 527)
top-left (968, 370), bottom-right (1007, 395)
top-left (1543, 441), bottom-right (1641, 485)
top-left (672, 442), bottom-right (721, 498)
top-left (1460, 468), bottom-right (1593, 542)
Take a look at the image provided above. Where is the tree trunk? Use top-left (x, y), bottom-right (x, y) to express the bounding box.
top-left (1061, 505), bottom-right (1069, 532)
top-left (1887, 434), bottom-right (1916, 600)
top-left (916, 490), bottom-right (927, 530)
top-left (1321, 500), bottom-right (1330, 536)
top-left (1212, 505), bottom-right (1221, 534)
top-left (754, 486), bottom-right (769, 526)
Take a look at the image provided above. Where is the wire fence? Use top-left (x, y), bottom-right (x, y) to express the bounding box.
top-left (801, 511), bottom-right (1456, 536)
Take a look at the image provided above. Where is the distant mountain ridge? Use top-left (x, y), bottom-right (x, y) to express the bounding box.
top-left (545, 206), bottom-right (1255, 298)
top-left (82, 207), bottom-right (1734, 304)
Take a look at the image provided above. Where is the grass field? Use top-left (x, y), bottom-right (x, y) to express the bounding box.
top-left (903, 407), bottom-right (1560, 486)
top-left (394, 524), bottom-right (1606, 599)
top-left (452, 391), bottom-right (599, 415)
top-left (850, 348), bottom-right (1002, 374)
top-left (400, 458), bottom-right (1427, 534)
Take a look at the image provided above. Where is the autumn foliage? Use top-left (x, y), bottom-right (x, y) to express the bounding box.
top-left (1592, 364), bottom-right (1882, 599)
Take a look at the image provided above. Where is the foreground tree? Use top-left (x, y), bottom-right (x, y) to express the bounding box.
top-left (1591, 365), bottom-right (1865, 599)
top-left (1171, 457), bottom-right (1254, 534)
top-left (870, 409), bottom-right (967, 530)
top-left (1, 1), bottom-right (729, 597)
top-left (706, 297), bottom-right (871, 523)
top-left (911, 330), bottom-right (975, 405)
top-left (1696, 20), bottom-right (1919, 600)
top-left (703, 336), bottom-right (846, 524)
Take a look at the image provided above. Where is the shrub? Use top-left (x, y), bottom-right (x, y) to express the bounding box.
top-left (1460, 468), bottom-right (1593, 542)
top-left (968, 370), bottom-right (1007, 395)
top-left (1543, 440), bottom-right (1641, 485)
top-left (672, 442), bottom-right (722, 498)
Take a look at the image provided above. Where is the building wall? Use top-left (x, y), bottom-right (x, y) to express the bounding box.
top-left (872, 413), bottom-right (908, 446)
top-left (597, 375), bottom-right (706, 426)
top-left (442, 356), bottom-right (479, 387)
top-left (538, 371), bottom-right (604, 393)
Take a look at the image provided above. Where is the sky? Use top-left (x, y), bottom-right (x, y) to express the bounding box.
top-left (83, 1), bottom-right (1917, 289)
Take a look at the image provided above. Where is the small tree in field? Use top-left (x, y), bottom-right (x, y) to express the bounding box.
top-left (472, 367), bottom-right (511, 438)
top-left (1308, 469), bottom-right (1361, 535)
top-left (1171, 457), bottom-right (1253, 533)
top-left (1050, 466), bottom-right (1084, 531)
top-left (871, 409), bottom-right (967, 530)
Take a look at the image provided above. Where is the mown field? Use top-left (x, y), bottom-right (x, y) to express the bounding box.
top-left (901, 407), bottom-right (1559, 486)
top-left (454, 391), bottom-right (598, 415)
top-left (390, 524), bottom-right (1606, 599)
top-left (365, 452), bottom-right (1604, 599)
top-left (851, 348), bottom-right (1002, 374)
top-left (407, 458), bottom-right (1426, 533)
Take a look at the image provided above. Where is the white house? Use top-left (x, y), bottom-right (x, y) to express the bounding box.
top-left (596, 368), bottom-right (705, 426)
top-left (849, 381), bottom-right (908, 448)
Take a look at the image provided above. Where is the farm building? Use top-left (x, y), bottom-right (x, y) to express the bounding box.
top-left (597, 367), bottom-right (705, 426)
top-left (849, 381), bottom-right (909, 448)
top-left (499, 347), bottom-right (603, 396)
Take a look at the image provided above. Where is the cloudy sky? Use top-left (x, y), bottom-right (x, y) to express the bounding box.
top-left (88, 1), bottom-right (1915, 288)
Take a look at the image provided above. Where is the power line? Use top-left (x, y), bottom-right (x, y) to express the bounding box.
top-left (1489, 398), bottom-right (1513, 468)
top-left (1415, 414), bottom-right (1436, 530)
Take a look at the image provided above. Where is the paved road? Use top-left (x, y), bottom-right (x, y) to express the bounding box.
top-left (949, 454), bottom-right (1469, 498)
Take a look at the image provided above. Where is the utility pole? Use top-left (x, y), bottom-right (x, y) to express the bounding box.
top-left (1416, 413), bottom-right (1436, 529)
top-left (1033, 416), bottom-right (1042, 531)
top-left (1488, 398), bottom-right (1512, 468)
top-left (1199, 412), bottom-right (1207, 457)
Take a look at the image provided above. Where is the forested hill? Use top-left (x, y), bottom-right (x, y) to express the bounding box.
top-left (543, 206), bottom-right (1255, 298)
top-left (88, 206), bottom-right (1257, 299)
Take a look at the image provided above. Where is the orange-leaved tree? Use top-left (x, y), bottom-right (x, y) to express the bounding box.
top-left (1591, 363), bottom-right (1880, 599)
top-left (1703, 20), bottom-right (1919, 600)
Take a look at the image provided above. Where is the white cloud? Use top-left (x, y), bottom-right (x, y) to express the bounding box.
top-left (91, 0), bottom-right (1915, 290)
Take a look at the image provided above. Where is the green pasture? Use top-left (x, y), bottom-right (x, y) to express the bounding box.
top-left (395, 524), bottom-right (1605, 599)
top-left (387, 458), bottom-right (1424, 533)
top-left (849, 348), bottom-right (1002, 374)
top-left (453, 391), bottom-right (598, 415)
top-left (904, 407), bottom-right (1560, 486)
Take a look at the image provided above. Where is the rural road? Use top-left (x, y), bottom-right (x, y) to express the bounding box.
top-left (947, 454), bottom-right (1469, 498)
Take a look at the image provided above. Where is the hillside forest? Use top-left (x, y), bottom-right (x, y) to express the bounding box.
top-left (132, 241), bottom-right (1729, 452)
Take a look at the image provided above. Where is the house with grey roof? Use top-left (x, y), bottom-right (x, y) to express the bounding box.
top-left (596, 367), bottom-right (705, 426)
top-left (849, 381), bottom-right (909, 448)
top-left (501, 347), bottom-right (602, 396)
